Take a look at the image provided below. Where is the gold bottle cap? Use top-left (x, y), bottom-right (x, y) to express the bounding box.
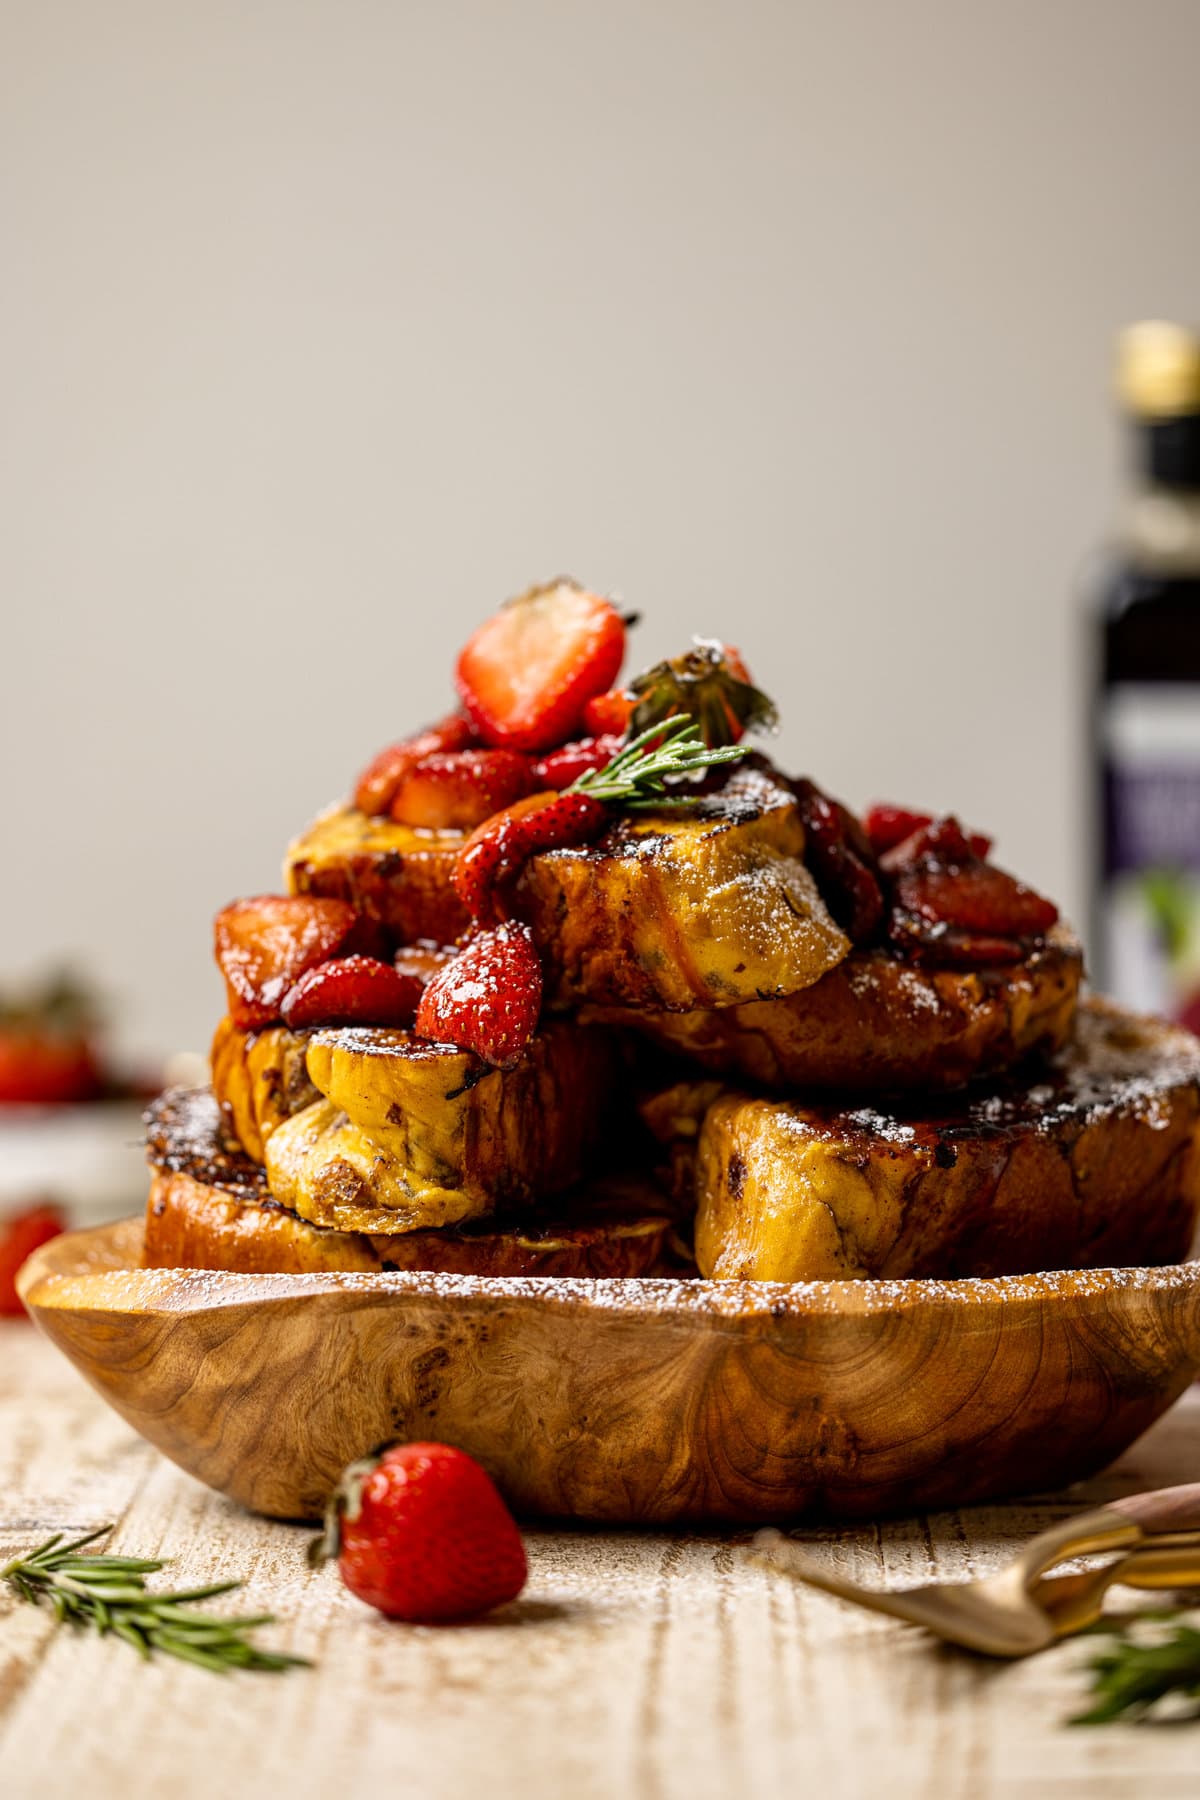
top-left (1117, 320), bottom-right (1200, 418)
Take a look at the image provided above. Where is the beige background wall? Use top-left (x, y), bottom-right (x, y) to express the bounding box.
top-left (3, 0), bottom-right (1199, 1060)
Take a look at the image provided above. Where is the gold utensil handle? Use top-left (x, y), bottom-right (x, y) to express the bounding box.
top-left (1114, 1543), bottom-right (1200, 1588)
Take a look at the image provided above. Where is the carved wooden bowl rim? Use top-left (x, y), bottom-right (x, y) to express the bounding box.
top-left (20, 1217), bottom-right (1200, 1326)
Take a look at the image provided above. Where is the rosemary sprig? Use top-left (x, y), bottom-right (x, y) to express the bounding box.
top-left (569, 716), bottom-right (748, 809)
top-left (2, 1528), bottom-right (309, 1675)
top-left (1071, 1615), bottom-right (1200, 1725)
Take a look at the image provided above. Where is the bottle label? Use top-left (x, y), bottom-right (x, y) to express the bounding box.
top-left (1101, 683), bottom-right (1200, 1029)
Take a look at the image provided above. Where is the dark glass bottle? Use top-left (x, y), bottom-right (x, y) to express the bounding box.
top-left (1093, 323), bottom-right (1200, 1028)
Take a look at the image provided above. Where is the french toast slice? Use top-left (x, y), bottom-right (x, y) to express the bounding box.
top-left (284, 761), bottom-right (849, 1011)
top-left (682, 999), bottom-right (1200, 1281)
top-left (264, 1019), bottom-right (622, 1234)
top-left (596, 927), bottom-right (1083, 1093)
top-left (286, 805), bottom-right (471, 944)
top-left (210, 1015), bottom-right (318, 1162)
top-left (144, 1087), bottom-right (673, 1277)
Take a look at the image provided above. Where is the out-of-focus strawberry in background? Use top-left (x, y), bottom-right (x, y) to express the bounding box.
top-left (0, 971), bottom-right (170, 1308)
top-left (2, 2), bottom-right (1200, 1243)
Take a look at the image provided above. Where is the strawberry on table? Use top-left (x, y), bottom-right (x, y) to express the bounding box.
top-left (414, 921), bottom-right (544, 1068)
top-left (309, 1441), bottom-right (527, 1624)
top-left (214, 895), bottom-right (361, 1031)
top-left (280, 955), bottom-right (424, 1030)
top-left (354, 713), bottom-right (476, 817)
top-left (389, 748), bottom-right (533, 831)
top-left (455, 580), bottom-right (626, 753)
top-left (0, 1204), bottom-right (64, 1316)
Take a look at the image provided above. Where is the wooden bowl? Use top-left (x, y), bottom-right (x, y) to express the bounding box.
top-left (19, 1219), bottom-right (1200, 1523)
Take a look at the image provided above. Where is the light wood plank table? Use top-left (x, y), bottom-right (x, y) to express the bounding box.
top-left (2, 1319), bottom-right (1197, 1799)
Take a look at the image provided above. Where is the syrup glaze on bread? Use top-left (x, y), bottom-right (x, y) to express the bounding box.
top-left (593, 926), bottom-right (1083, 1094)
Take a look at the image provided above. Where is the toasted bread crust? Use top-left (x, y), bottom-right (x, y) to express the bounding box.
top-left (210, 1016), bottom-right (318, 1162)
top-left (691, 998), bottom-right (1200, 1281)
top-left (597, 927), bottom-right (1083, 1092)
top-left (143, 1088), bottom-right (673, 1277)
top-left (287, 805), bottom-right (471, 943)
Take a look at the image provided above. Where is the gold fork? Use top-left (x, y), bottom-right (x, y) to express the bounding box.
top-left (751, 1482), bottom-right (1200, 1657)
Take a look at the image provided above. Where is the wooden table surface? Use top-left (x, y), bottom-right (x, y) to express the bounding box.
top-left (2, 1320), bottom-right (1197, 1800)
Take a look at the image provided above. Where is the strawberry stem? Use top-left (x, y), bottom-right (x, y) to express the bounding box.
top-left (567, 716), bottom-right (748, 809)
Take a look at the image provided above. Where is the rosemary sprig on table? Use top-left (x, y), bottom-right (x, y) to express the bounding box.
top-left (1071, 1615), bottom-right (1200, 1725)
top-left (569, 716), bottom-right (748, 809)
top-left (2, 1528), bottom-right (309, 1674)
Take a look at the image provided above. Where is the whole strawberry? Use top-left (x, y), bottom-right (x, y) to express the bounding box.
top-left (309, 1442), bottom-right (527, 1624)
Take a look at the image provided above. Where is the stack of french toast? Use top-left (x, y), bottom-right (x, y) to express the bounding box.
top-left (144, 581), bottom-right (1200, 1282)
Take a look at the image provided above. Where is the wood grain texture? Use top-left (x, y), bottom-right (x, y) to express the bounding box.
top-left (3, 1323), bottom-right (1199, 1800)
top-left (18, 1219), bottom-right (1200, 1523)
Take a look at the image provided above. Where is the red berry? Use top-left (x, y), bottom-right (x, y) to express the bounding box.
top-left (870, 807), bottom-right (993, 864)
top-left (887, 912), bottom-right (1027, 966)
top-left (0, 1204), bottom-right (64, 1316)
top-left (280, 955), bottom-right (424, 1030)
top-left (864, 804), bottom-right (934, 855)
top-left (0, 1031), bottom-right (101, 1106)
top-left (354, 714), bottom-right (476, 816)
top-left (455, 581), bottom-right (626, 753)
top-left (581, 688), bottom-right (635, 736)
top-left (453, 790), bottom-right (609, 923)
top-left (414, 922), bottom-right (543, 1068)
top-left (792, 778), bottom-right (884, 944)
top-left (311, 1442), bottom-right (527, 1625)
top-left (531, 735), bottom-right (623, 789)
top-left (389, 748), bottom-right (534, 831)
top-left (213, 895), bottom-right (360, 1030)
top-left (891, 862), bottom-right (1059, 938)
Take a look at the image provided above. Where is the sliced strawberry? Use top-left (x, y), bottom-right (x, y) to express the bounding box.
top-left (389, 749), bottom-right (533, 831)
top-left (0, 1203), bottom-right (64, 1316)
top-left (214, 895), bottom-right (360, 1030)
top-left (414, 923), bottom-right (544, 1069)
top-left (891, 862), bottom-right (1059, 938)
top-left (864, 804), bottom-right (934, 855)
top-left (531, 735), bottom-right (623, 789)
top-left (581, 688), bottom-right (635, 736)
top-left (354, 713), bottom-right (476, 816)
top-left (455, 581), bottom-right (626, 753)
top-left (871, 807), bottom-right (993, 864)
top-left (280, 955), bottom-right (424, 1030)
top-left (792, 779), bottom-right (884, 944)
top-left (454, 790), bottom-right (610, 923)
